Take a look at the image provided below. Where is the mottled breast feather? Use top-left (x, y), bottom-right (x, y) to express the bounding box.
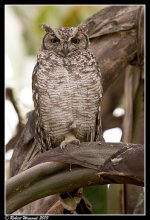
top-left (32, 49), bottom-right (103, 150)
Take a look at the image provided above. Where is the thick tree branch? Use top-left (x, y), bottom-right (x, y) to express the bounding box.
top-left (6, 142), bottom-right (144, 214)
top-left (83, 6), bottom-right (144, 91)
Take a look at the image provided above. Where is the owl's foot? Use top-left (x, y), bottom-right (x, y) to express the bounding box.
top-left (60, 139), bottom-right (80, 149)
top-left (60, 133), bottom-right (80, 149)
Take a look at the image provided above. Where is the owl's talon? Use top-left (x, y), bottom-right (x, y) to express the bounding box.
top-left (72, 139), bottom-right (80, 146)
top-left (60, 141), bottom-right (68, 149)
top-left (60, 138), bottom-right (80, 149)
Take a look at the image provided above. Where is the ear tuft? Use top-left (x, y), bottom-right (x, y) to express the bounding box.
top-left (78, 23), bottom-right (88, 34)
top-left (41, 24), bottom-right (54, 33)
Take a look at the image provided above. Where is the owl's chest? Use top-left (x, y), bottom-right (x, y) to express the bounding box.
top-left (34, 53), bottom-right (102, 116)
top-left (37, 55), bottom-right (99, 91)
top-left (34, 53), bottom-right (102, 139)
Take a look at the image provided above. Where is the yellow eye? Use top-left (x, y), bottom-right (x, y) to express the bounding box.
top-left (71, 37), bottom-right (80, 44)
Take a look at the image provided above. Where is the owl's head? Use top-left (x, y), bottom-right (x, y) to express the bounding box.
top-left (41, 24), bottom-right (89, 57)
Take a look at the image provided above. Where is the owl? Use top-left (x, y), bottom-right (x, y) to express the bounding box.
top-left (32, 23), bottom-right (103, 152)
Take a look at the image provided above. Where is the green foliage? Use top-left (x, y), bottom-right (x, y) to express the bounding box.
top-left (132, 80), bottom-right (144, 144)
top-left (107, 184), bottom-right (124, 214)
top-left (11, 5), bottom-right (103, 55)
top-left (84, 185), bottom-right (107, 214)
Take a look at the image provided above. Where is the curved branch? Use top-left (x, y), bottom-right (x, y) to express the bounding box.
top-left (6, 142), bottom-right (144, 214)
top-left (83, 6), bottom-right (144, 91)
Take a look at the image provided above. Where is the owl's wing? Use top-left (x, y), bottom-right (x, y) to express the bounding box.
top-left (32, 62), bottom-right (42, 148)
top-left (95, 100), bottom-right (104, 142)
top-left (95, 66), bottom-right (104, 142)
top-left (32, 62), bottom-right (54, 151)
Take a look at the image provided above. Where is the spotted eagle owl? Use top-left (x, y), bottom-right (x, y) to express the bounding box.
top-left (32, 24), bottom-right (103, 152)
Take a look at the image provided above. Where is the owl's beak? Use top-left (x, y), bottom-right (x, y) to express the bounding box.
top-left (63, 42), bottom-right (69, 56)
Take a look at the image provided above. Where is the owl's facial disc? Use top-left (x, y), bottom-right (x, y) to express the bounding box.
top-left (42, 26), bottom-right (89, 57)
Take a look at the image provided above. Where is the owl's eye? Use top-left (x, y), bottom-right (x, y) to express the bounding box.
top-left (50, 38), bottom-right (60, 43)
top-left (71, 37), bottom-right (80, 44)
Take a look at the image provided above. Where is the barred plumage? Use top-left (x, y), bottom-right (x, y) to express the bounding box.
top-left (32, 24), bottom-right (103, 151)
